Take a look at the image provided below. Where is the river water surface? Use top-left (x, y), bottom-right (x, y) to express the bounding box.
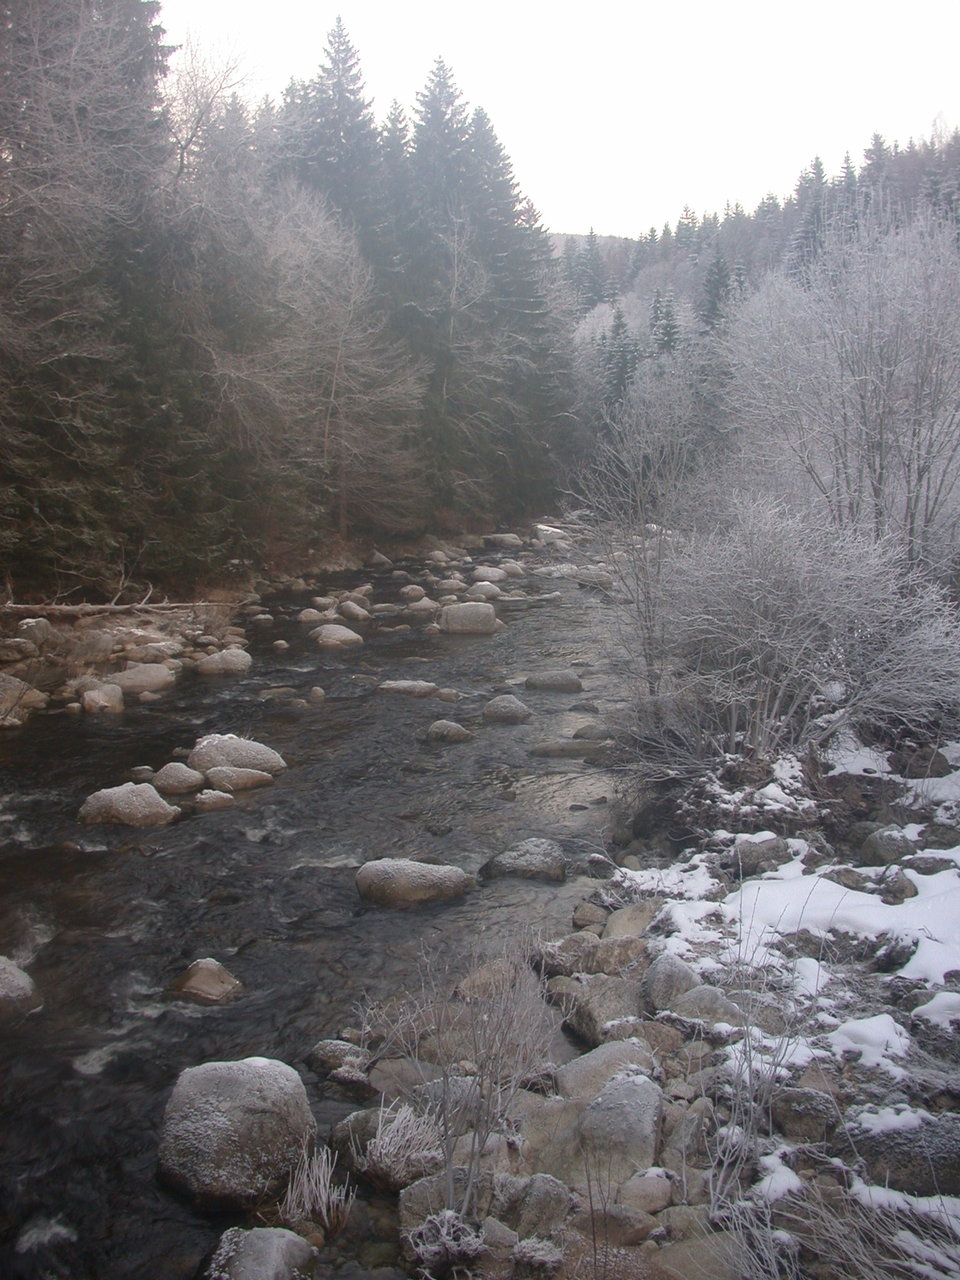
top-left (0, 554), bottom-right (629, 1279)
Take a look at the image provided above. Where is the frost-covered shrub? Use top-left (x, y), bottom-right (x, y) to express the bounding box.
top-left (404, 1209), bottom-right (485, 1275)
top-left (352, 1103), bottom-right (443, 1192)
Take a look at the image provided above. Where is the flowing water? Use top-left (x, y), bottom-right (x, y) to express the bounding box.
top-left (0, 557), bottom-right (630, 1279)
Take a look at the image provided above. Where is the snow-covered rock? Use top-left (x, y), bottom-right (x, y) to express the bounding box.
top-left (480, 837), bottom-right (566, 882)
top-left (152, 762), bottom-right (205, 794)
top-left (355, 858), bottom-right (473, 907)
top-left (78, 782), bottom-right (179, 827)
top-left (0, 956), bottom-right (40, 1014)
top-left (377, 680), bottom-right (438, 697)
top-left (205, 766), bottom-right (274, 793)
top-left (425, 720), bottom-right (474, 744)
top-left (203, 1226), bottom-right (319, 1280)
top-left (158, 1057), bottom-right (315, 1209)
top-left (187, 734), bottom-right (286, 776)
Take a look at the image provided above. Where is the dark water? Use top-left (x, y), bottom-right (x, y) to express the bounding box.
top-left (0, 559), bottom-right (626, 1279)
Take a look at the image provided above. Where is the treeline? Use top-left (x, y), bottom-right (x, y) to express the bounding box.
top-left (0, 3), bottom-right (575, 597)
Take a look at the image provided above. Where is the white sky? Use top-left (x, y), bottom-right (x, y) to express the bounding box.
top-left (157, 0), bottom-right (960, 238)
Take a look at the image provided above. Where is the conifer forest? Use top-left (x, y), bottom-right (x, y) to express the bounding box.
top-left (3, 1), bottom-right (960, 601)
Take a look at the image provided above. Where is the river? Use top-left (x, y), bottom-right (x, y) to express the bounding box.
top-left (0, 550), bottom-right (629, 1279)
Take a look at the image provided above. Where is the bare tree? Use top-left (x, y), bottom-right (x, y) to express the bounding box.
top-left (727, 215), bottom-right (960, 573)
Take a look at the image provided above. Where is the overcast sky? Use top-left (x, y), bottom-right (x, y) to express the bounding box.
top-left (157, 0), bottom-right (960, 238)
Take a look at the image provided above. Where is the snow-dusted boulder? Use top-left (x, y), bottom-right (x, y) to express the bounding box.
top-left (856, 824), bottom-right (916, 867)
top-left (204, 1226), bottom-right (319, 1280)
top-left (187, 734), bottom-right (286, 776)
top-left (152, 762), bottom-right (205, 794)
top-left (439, 602), bottom-right (497, 635)
top-left (158, 1057), bottom-right (315, 1209)
top-left (195, 648), bottom-right (253, 676)
top-left (81, 683), bottom-right (124, 714)
top-left (193, 789), bottom-right (237, 813)
top-left (377, 680), bottom-right (439, 697)
top-left (576, 1072), bottom-right (663, 1186)
top-left (79, 782), bottom-right (179, 827)
top-left (313, 624), bottom-right (363, 648)
top-left (205, 766), bottom-right (274, 793)
top-left (480, 837), bottom-right (567, 883)
top-left (638, 953), bottom-right (700, 1014)
top-left (556, 1041), bottom-right (657, 1098)
top-left (425, 720), bottom-right (474, 744)
top-left (111, 662), bottom-right (177, 694)
top-left (0, 956), bottom-right (40, 1014)
top-left (355, 858), bottom-right (473, 907)
top-left (482, 694), bottom-right (531, 724)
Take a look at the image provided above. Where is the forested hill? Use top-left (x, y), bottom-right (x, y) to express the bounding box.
top-left (0, 5), bottom-right (575, 598)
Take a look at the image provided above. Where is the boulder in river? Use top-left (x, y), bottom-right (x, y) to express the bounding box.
top-left (158, 1057), bottom-right (316, 1210)
top-left (0, 956), bottom-right (41, 1015)
top-left (79, 782), bottom-right (180, 827)
top-left (482, 694), bottom-right (531, 724)
top-left (205, 766), bottom-right (274, 793)
top-left (313, 624), bottom-right (364, 648)
top-left (439, 602), bottom-right (497, 635)
top-left (0, 672), bottom-right (49, 724)
top-left (187, 734), bottom-right (286, 776)
top-left (81, 683), bottom-right (124, 714)
top-left (204, 1226), bottom-right (319, 1280)
top-left (425, 719), bottom-right (474, 744)
top-left (524, 670), bottom-right (584, 693)
top-left (152, 762), bottom-right (205, 794)
top-left (111, 662), bottom-right (178, 694)
top-left (480, 837), bottom-right (567, 882)
top-left (378, 680), bottom-right (439, 697)
top-left (167, 958), bottom-right (241, 1005)
top-left (356, 858), bottom-right (474, 907)
top-left (195, 648), bottom-right (253, 676)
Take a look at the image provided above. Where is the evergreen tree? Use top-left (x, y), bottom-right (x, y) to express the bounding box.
top-left (699, 251), bottom-right (731, 329)
top-left (575, 229), bottom-right (612, 315)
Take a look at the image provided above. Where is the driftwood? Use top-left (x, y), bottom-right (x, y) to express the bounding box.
top-left (0, 602), bottom-right (225, 618)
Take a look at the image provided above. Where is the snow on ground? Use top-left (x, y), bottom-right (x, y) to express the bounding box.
top-left (826, 1014), bottom-right (910, 1076)
top-left (824, 731), bottom-right (892, 776)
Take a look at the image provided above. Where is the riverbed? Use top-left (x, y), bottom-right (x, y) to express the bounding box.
top-left (0, 550), bottom-right (631, 1279)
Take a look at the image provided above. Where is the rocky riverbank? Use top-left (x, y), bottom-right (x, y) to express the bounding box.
top-left (3, 519), bottom-right (960, 1280)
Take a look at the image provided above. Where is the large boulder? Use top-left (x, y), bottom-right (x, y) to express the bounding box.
top-left (356, 858), bottom-right (473, 907)
top-left (158, 1057), bottom-right (316, 1209)
top-left (0, 956), bottom-right (41, 1015)
top-left (638, 953), bottom-right (700, 1014)
top-left (439, 602), bottom-right (498, 635)
top-left (187, 734), bottom-right (287, 777)
top-left (480, 838), bottom-right (566, 883)
top-left (833, 1108), bottom-right (960, 1196)
top-left (313, 624), bottom-right (363, 648)
top-left (204, 1226), bottom-right (318, 1280)
top-left (524, 670), bottom-right (583, 693)
top-left (79, 782), bottom-right (179, 827)
top-left (152, 762), bottom-right (205, 794)
top-left (576, 1071), bottom-right (664, 1186)
top-left (556, 1040), bottom-right (657, 1098)
top-left (195, 648), bottom-right (253, 676)
top-left (0, 672), bottom-right (49, 722)
top-left (81, 683), bottom-right (125, 715)
top-left (482, 694), bottom-right (532, 724)
top-left (855, 824), bottom-right (915, 867)
top-left (425, 720), bottom-right (474, 744)
top-left (111, 662), bottom-right (178, 694)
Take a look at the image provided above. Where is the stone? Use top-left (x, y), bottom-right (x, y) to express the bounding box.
top-left (603, 900), bottom-right (664, 939)
top-left (439, 602), bottom-right (498, 634)
top-left (563, 975), bottom-right (643, 1047)
top-left (570, 1203), bottom-right (657, 1246)
top-left (572, 901), bottom-right (609, 932)
top-left (471, 565), bottom-right (509, 583)
top-left (400, 584), bottom-right (426, 602)
top-left (377, 680), bottom-right (439, 697)
top-left (205, 767), bottom-right (274, 793)
top-left (484, 533), bottom-right (524, 549)
top-left (81, 683), bottom-right (124, 714)
top-left (204, 1226), bottom-right (319, 1280)
top-left (638, 954), bottom-right (700, 1014)
top-left (856, 824), bottom-right (915, 867)
top-left (576, 1072), bottom-right (664, 1187)
top-left (338, 600), bottom-right (371, 623)
top-left (732, 831), bottom-right (791, 876)
top-left (158, 1057), bottom-right (316, 1210)
top-left (482, 694), bottom-right (531, 724)
top-left (771, 1087), bottom-right (839, 1142)
top-left (0, 673), bottom-right (49, 718)
top-left (405, 597), bottom-right (441, 616)
top-left (313, 624), bottom-right (363, 648)
top-left (296, 609), bottom-right (326, 623)
top-left (535, 932), bottom-right (597, 978)
top-left (306, 1039), bottom-right (372, 1074)
top-left (425, 720), bottom-right (474, 744)
top-left (464, 582), bottom-right (503, 601)
top-left (188, 734), bottom-right (286, 776)
top-left (618, 1170), bottom-right (674, 1215)
top-left (580, 935), bottom-right (650, 977)
top-left (524, 670), bottom-right (583, 693)
top-left (17, 617), bottom-right (59, 647)
top-left (556, 1040), bottom-right (657, 1098)
top-left (833, 1109), bottom-right (960, 1196)
top-left (644, 1231), bottom-right (743, 1280)
top-left (79, 782), bottom-right (180, 827)
top-left (124, 640), bottom-right (183, 662)
top-left (480, 838), bottom-right (567, 883)
top-left (194, 790), bottom-right (237, 813)
top-left (195, 648), bottom-right (253, 676)
top-left (0, 638), bottom-right (39, 662)
top-left (355, 858), bottom-right (473, 907)
top-left (167, 958), bottom-right (241, 1005)
top-left (888, 745), bottom-right (953, 778)
top-left (667, 984), bottom-right (746, 1027)
top-left (0, 956), bottom-right (41, 1014)
top-left (152, 762), bottom-right (206, 794)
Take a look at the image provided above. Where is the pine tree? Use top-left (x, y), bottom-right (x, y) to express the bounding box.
top-left (575, 229), bottom-right (611, 315)
top-left (699, 251), bottom-right (731, 329)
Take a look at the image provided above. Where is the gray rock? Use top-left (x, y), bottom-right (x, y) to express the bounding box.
top-left (556, 1040), bottom-right (657, 1098)
top-left (356, 858), bottom-right (473, 907)
top-left (603, 900), bottom-right (664, 939)
top-left (79, 782), bottom-right (179, 827)
top-left (0, 672), bottom-right (49, 719)
top-left (471, 565), bottom-right (509, 583)
top-left (107, 661), bottom-right (178, 695)
top-left (425, 720), bottom-right (474, 744)
top-left (439, 602), bottom-right (498, 634)
top-left (732, 832), bottom-right (791, 876)
top-left (617, 1170), bottom-right (673, 1215)
top-left (576, 1071), bottom-right (664, 1186)
top-left (153, 762), bottom-right (206, 794)
top-left (482, 694), bottom-right (532, 724)
top-left (0, 638), bottom-right (39, 662)
top-left (480, 838), bottom-right (566, 883)
top-left (484, 533), bottom-right (524, 549)
top-left (771, 1087), bottom-right (839, 1142)
top-left (856, 824), bottom-right (915, 867)
top-left (17, 617), bottom-right (59, 647)
top-left (667, 984), bottom-right (746, 1027)
top-left (834, 1108), bottom-right (960, 1195)
top-left (338, 600), bottom-right (371, 622)
top-left (206, 766), bottom-right (275, 793)
top-left (194, 790), bottom-right (237, 813)
top-left (378, 680), bottom-right (438, 697)
top-left (158, 1057), bottom-right (316, 1209)
top-left (81, 683), bottom-right (125, 714)
top-left (195, 648), bottom-right (253, 676)
top-left (188, 734), bottom-right (286, 776)
top-left (563, 975), bottom-right (642, 1047)
top-left (524, 670), bottom-right (583, 693)
top-left (638, 954), bottom-right (700, 1014)
top-left (204, 1225), bottom-right (318, 1280)
top-left (313, 624), bottom-right (363, 648)
top-left (646, 1230), bottom-right (741, 1280)
top-left (0, 956), bottom-right (40, 1014)
top-left (167, 958), bottom-right (241, 1005)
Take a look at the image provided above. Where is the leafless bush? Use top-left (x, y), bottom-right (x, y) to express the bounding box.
top-left (279, 1139), bottom-right (355, 1237)
top-left (404, 1209), bottom-right (486, 1277)
top-left (351, 1102), bottom-right (444, 1193)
